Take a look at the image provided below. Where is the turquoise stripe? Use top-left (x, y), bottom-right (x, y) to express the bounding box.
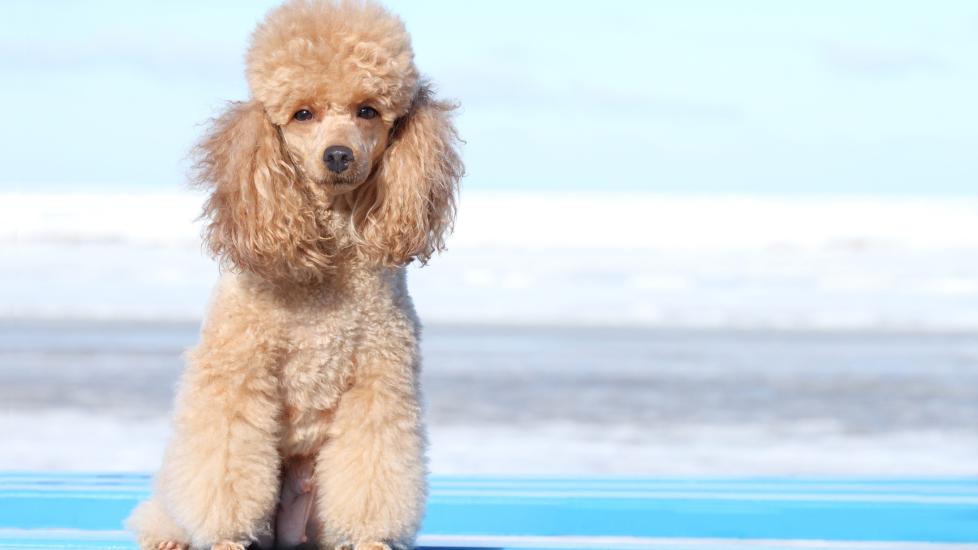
top-left (425, 495), bottom-right (977, 542)
top-left (0, 475), bottom-right (975, 545)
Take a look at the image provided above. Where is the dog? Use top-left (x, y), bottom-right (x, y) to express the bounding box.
top-left (126, 1), bottom-right (463, 548)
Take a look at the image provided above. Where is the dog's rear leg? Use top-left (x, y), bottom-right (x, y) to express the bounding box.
top-left (276, 455), bottom-right (317, 548)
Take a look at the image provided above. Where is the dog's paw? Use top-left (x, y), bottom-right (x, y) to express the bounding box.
top-left (336, 542), bottom-right (393, 550)
top-left (210, 541), bottom-right (246, 550)
top-left (156, 542), bottom-right (188, 550)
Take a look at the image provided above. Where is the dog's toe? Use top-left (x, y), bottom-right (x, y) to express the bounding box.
top-left (336, 542), bottom-right (393, 550)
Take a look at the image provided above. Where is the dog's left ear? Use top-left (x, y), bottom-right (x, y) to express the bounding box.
top-left (353, 83), bottom-right (464, 266)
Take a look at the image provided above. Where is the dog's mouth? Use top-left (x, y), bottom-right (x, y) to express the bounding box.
top-left (322, 176), bottom-right (358, 187)
top-left (324, 178), bottom-right (356, 187)
top-left (318, 172), bottom-right (364, 194)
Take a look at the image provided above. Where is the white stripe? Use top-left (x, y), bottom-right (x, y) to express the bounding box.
top-left (2, 486), bottom-right (976, 505)
top-left (0, 531), bottom-right (974, 550)
top-left (0, 492), bottom-right (141, 500)
top-left (1, 477), bottom-right (975, 495)
top-left (429, 489), bottom-right (978, 505)
top-left (429, 481), bottom-right (978, 494)
top-left (0, 478), bottom-right (978, 496)
top-left (0, 528), bottom-right (131, 540)
top-left (417, 534), bottom-right (978, 549)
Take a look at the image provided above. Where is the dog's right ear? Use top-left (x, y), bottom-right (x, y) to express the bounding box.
top-left (194, 101), bottom-right (330, 281)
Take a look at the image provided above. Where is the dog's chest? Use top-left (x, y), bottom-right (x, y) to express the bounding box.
top-left (268, 267), bottom-right (409, 456)
top-left (277, 310), bottom-right (360, 454)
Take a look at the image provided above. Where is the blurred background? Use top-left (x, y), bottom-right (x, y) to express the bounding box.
top-left (1, 0), bottom-right (976, 475)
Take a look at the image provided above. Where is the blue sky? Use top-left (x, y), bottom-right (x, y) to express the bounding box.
top-left (1, 1), bottom-right (976, 193)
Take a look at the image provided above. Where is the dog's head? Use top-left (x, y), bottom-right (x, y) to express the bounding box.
top-left (195, 0), bottom-right (463, 282)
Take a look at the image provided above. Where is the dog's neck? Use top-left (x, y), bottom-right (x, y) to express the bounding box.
top-left (236, 202), bottom-right (399, 291)
top-left (236, 255), bottom-right (404, 312)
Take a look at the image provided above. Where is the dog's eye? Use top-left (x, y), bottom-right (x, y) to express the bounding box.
top-left (293, 109), bottom-right (314, 121)
top-left (357, 106), bottom-right (379, 120)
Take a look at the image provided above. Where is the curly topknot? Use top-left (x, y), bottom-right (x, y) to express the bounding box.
top-left (247, 0), bottom-right (419, 125)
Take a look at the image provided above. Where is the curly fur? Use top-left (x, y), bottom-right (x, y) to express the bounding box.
top-left (193, 0), bottom-right (462, 282)
top-left (349, 85), bottom-right (462, 266)
top-left (127, 1), bottom-right (462, 549)
top-left (196, 101), bottom-right (337, 283)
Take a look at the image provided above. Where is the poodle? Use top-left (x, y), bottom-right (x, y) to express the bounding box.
top-left (126, 1), bottom-right (463, 549)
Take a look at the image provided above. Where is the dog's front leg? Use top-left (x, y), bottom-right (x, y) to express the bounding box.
top-left (154, 306), bottom-right (285, 549)
top-left (313, 349), bottom-right (427, 550)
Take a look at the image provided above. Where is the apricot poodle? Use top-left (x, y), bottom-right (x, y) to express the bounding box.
top-left (126, 1), bottom-right (463, 549)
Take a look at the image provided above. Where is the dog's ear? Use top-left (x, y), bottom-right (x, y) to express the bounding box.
top-left (352, 84), bottom-right (464, 266)
top-left (194, 101), bottom-right (330, 281)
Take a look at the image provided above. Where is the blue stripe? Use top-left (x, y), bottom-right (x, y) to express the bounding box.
top-left (425, 495), bottom-right (977, 542)
top-left (0, 474), bottom-right (974, 546)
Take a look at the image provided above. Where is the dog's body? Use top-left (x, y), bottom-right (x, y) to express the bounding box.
top-left (131, 264), bottom-right (426, 550)
top-left (127, 1), bottom-right (462, 549)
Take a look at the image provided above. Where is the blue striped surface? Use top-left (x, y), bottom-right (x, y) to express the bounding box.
top-left (0, 473), bottom-right (975, 549)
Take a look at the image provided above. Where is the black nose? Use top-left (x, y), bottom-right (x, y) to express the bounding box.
top-left (323, 145), bottom-right (354, 173)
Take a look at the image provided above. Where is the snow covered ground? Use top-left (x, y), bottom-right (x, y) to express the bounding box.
top-left (1, 191), bottom-right (976, 474)
top-left (3, 191), bottom-right (978, 330)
